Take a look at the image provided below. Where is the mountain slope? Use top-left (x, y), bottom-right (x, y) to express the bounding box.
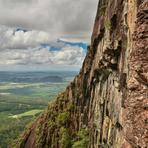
top-left (14, 0), bottom-right (148, 147)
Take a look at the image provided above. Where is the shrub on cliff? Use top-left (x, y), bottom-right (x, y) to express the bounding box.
top-left (60, 127), bottom-right (72, 148)
top-left (72, 128), bottom-right (89, 148)
top-left (57, 112), bottom-right (70, 126)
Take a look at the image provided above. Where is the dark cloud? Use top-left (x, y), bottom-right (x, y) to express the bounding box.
top-left (0, 0), bottom-right (98, 39)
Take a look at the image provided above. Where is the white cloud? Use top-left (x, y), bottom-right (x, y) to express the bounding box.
top-left (0, 26), bottom-right (54, 50)
top-left (0, 26), bottom-right (85, 70)
top-left (0, 45), bottom-right (85, 66)
top-left (52, 46), bottom-right (85, 65)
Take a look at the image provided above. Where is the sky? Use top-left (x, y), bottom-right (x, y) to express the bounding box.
top-left (0, 0), bottom-right (98, 71)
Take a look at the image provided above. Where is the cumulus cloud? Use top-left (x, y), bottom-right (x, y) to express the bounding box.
top-left (0, 45), bottom-right (85, 66)
top-left (0, 26), bottom-right (86, 70)
top-left (0, 26), bottom-right (54, 50)
top-left (52, 46), bottom-right (85, 65)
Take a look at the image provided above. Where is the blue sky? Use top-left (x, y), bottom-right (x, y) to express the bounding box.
top-left (40, 39), bottom-right (88, 52)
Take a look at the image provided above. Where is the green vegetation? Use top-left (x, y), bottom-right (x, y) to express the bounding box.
top-left (57, 112), bottom-right (70, 125)
top-left (0, 112), bottom-right (38, 148)
top-left (66, 102), bottom-right (75, 111)
top-left (35, 100), bottom-right (71, 148)
top-left (105, 20), bottom-right (111, 30)
top-left (21, 96), bottom-right (90, 148)
top-left (10, 109), bottom-right (43, 118)
top-left (48, 120), bottom-right (56, 128)
top-left (59, 127), bottom-right (89, 148)
top-left (72, 129), bottom-right (89, 148)
top-left (0, 82), bottom-right (67, 148)
top-left (100, 5), bottom-right (107, 15)
top-left (60, 127), bottom-right (71, 148)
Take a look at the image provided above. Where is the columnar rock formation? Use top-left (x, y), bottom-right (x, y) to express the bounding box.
top-left (15, 0), bottom-right (148, 147)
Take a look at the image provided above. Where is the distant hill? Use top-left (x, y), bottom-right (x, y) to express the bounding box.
top-left (0, 71), bottom-right (77, 83)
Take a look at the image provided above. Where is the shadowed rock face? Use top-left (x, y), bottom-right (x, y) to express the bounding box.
top-left (14, 0), bottom-right (148, 147)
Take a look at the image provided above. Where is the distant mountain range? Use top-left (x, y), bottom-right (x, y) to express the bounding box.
top-left (0, 71), bottom-right (77, 83)
top-left (10, 75), bottom-right (63, 83)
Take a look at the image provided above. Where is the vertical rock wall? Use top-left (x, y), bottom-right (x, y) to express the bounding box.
top-left (15, 0), bottom-right (148, 148)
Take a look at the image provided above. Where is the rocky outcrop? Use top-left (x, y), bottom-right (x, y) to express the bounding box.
top-left (14, 0), bottom-right (148, 147)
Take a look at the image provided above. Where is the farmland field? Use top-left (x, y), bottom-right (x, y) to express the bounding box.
top-left (0, 71), bottom-right (77, 147)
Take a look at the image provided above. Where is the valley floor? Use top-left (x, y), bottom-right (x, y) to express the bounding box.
top-left (0, 82), bottom-right (68, 147)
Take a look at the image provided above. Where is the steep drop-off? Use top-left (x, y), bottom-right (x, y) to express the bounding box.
top-left (14, 0), bottom-right (148, 147)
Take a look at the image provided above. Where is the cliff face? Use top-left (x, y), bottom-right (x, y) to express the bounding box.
top-left (15, 0), bottom-right (148, 147)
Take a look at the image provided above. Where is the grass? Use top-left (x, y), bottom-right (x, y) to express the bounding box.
top-left (0, 112), bottom-right (38, 147)
top-left (0, 82), bottom-right (68, 147)
top-left (10, 109), bottom-right (43, 119)
top-left (72, 129), bottom-right (89, 148)
top-left (0, 83), bottom-right (39, 90)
